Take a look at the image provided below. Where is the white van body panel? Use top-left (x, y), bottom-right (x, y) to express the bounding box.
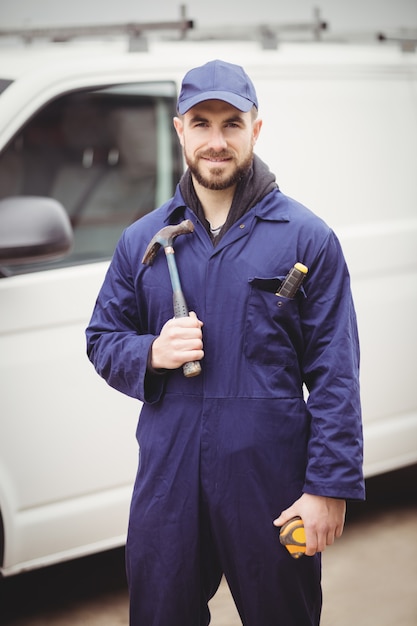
top-left (0, 263), bottom-right (139, 575)
top-left (0, 38), bottom-right (416, 576)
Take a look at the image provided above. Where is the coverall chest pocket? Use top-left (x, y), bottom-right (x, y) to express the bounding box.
top-left (244, 276), bottom-right (305, 367)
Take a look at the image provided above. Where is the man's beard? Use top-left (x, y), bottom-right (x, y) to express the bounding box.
top-left (185, 148), bottom-right (253, 191)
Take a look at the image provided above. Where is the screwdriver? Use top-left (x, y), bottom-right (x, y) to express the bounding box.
top-left (275, 262), bottom-right (308, 297)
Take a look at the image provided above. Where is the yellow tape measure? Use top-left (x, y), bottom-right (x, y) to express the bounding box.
top-left (279, 516), bottom-right (306, 559)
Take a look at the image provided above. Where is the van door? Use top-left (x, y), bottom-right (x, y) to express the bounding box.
top-left (0, 81), bottom-right (182, 575)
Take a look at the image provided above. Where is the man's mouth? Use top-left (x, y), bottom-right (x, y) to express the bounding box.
top-left (200, 151), bottom-right (232, 163)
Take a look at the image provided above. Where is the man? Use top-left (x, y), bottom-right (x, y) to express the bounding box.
top-left (86, 59), bottom-right (364, 625)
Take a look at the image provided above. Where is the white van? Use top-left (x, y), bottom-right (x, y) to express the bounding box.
top-left (0, 31), bottom-right (416, 576)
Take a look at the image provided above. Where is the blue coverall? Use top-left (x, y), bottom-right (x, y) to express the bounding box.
top-left (86, 185), bottom-right (364, 625)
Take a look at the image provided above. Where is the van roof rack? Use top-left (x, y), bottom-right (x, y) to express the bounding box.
top-left (377, 30), bottom-right (417, 53)
top-left (0, 4), bottom-right (194, 52)
top-left (0, 5), bottom-right (327, 52)
top-left (187, 8), bottom-right (328, 49)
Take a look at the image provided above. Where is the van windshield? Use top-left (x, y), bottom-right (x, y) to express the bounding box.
top-left (0, 81), bottom-right (183, 275)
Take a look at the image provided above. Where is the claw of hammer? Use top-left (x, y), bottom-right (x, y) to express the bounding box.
top-left (142, 220), bottom-right (195, 265)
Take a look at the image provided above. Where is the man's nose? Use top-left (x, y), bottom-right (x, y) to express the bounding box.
top-left (207, 128), bottom-right (228, 150)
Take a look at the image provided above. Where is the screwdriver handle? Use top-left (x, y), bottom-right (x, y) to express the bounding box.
top-left (276, 262), bottom-right (308, 298)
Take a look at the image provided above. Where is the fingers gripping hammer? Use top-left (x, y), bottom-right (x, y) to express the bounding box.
top-left (142, 220), bottom-right (201, 378)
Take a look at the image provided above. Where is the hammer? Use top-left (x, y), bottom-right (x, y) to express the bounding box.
top-left (142, 220), bottom-right (202, 378)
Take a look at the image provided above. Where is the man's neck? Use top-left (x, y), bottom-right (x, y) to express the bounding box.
top-left (192, 177), bottom-right (236, 230)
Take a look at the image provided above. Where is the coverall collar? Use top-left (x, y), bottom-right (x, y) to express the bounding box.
top-left (164, 185), bottom-right (291, 227)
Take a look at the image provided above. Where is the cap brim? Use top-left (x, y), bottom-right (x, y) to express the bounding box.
top-left (178, 91), bottom-right (255, 114)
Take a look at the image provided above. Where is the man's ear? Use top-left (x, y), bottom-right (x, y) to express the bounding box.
top-left (173, 116), bottom-right (184, 146)
top-left (252, 118), bottom-right (262, 146)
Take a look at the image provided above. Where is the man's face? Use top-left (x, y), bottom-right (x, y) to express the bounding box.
top-left (174, 100), bottom-right (262, 191)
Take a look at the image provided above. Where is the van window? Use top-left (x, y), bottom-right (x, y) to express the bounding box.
top-left (0, 79), bottom-right (13, 95)
top-left (0, 82), bottom-right (182, 274)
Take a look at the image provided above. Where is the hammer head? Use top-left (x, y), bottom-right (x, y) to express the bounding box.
top-left (142, 219), bottom-right (195, 265)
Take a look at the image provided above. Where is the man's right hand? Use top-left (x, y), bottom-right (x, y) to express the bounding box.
top-left (151, 311), bottom-right (204, 371)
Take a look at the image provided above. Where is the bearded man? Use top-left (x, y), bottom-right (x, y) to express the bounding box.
top-left (86, 60), bottom-right (364, 626)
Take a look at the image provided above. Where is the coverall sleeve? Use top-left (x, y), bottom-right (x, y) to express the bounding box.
top-left (301, 230), bottom-right (364, 500)
top-left (86, 233), bottom-right (166, 404)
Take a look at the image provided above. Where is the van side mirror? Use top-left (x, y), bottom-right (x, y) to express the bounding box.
top-left (0, 196), bottom-right (73, 266)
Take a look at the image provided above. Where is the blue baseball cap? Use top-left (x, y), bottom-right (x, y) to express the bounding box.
top-left (177, 59), bottom-right (258, 114)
